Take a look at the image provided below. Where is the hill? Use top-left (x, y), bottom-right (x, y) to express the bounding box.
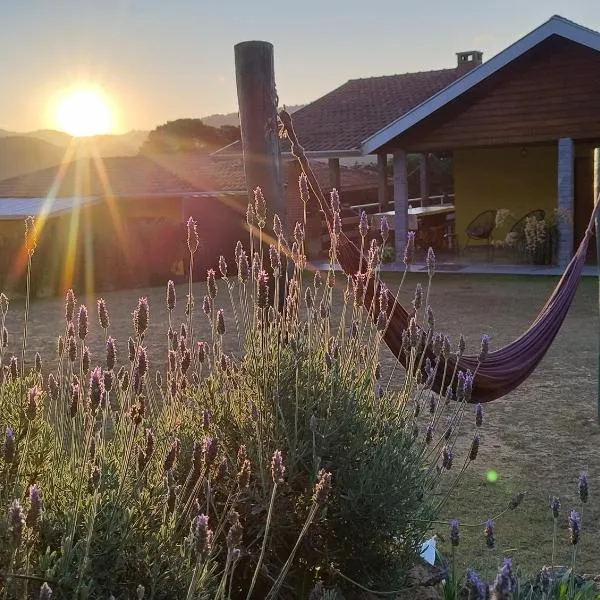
top-left (0, 129), bottom-right (149, 157)
top-left (0, 102), bottom-right (308, 170)
top-left (200, 104), bottom-right (305, 129)
top-left (0, 136), bottom-right (64, 182)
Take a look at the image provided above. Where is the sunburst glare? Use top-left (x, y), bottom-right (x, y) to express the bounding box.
top-left (53, 87), bottom-right (114, 137)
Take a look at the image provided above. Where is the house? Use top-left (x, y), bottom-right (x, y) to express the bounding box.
top-left (0, 153), bottom-right (378, 295)
top-left (289, 15), bottom-right (600, 266)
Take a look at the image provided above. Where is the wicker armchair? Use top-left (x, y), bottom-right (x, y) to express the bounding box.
top-left (465, 209), bottom-right (497, 252)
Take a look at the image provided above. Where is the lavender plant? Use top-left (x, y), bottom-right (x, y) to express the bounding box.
top-left (0, 180), bottom-right (484, 598)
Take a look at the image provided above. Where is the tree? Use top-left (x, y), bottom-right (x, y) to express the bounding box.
top-left (139, 119), bottom-right (240, 155)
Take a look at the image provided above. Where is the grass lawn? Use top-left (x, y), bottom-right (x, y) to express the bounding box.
top-left (3, 269), bottom-right (599, 580)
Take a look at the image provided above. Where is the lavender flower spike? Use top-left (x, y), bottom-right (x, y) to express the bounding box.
top-left (4, 425), bottom-right (15, 463)
top-left (216, 309), bottom-right (226, 335)
top-left (441, 446), bottom-right (453, 470)
top-left (492, 557), bottom-right (515, 598)
top-left (483, 519), bottom-right (495, 548)
top-left (39, 582), bottom-right (53, 600)
top-left (469, 434), bottom-right (480, 461)
top-left (26, 484), bottom-right (43, 528)
top-left (271, 450), bottom-right (285, 484)
top-left (403, 231), bottom-right (415, 266)
top-left (167, 279), bottom-right (176, 310)
top-left (380, 215), bottom-right (390, 242)
top-left (133, 297), bottom-right (149, 338)
top-left (569, 509), bottom-right (581, 545)
top-left (449, 519), bottom-right (459, 547)
top-left (65, 289), bottom-right (75, 323)
top-left (190, 514), bottom-right (213, 560)
top-left (465, 569), bottom-right (487, 600)
top-left (97, 298), bottom-right (110, 329)
top-left (578, 472), bottom-right (589, 503)
top-left (426, 247), bottom-right (436, 277)
top-left (8, 499), bottom-right (25, 545)
top-left (187, 216), bottom-right (199, 254)
top-left (359, 211), bottom-right (368, 238)
top-left (475, 403), bottom-right (483, 427)
top-left (78, 305), bottom-right (88, 340)
top-left (550, 495), bottom-right (561, 519)
top-left (330, 188), bottom-right (340, 212)
top-left (478, 334), bottom-right (489, 363)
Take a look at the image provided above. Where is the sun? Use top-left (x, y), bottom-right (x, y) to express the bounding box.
top-left (53, 87), bottom-right (114, 137)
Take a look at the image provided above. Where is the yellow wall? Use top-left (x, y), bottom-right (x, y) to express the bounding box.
top-left (454, 145), bottom-right (557, 247)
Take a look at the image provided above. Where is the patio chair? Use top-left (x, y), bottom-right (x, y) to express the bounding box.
top-left (464, 209), bottom-right (497, 256)
top-left (510, 209), bottom-right (545, 237)
top-left (508, 209), bottom-right (546, 262)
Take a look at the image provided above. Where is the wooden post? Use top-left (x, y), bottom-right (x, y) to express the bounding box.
top-left (328, 158), bottom-right (341, 191)
top-left (419, 153), bottom-right (429, 203)
top-left (393, 149), bottom-right (409, 264)
top-left (594, 147), bottom-right (600, 424)
top-left (234, 41), bottom-right (284, 225)
top-left (377, 153), bottom-right (388, 211)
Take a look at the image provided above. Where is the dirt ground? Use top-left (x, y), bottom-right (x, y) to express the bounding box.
top-left (3, 270), bottom-right (599, 578)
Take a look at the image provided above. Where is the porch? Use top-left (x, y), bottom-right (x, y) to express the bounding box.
top-left (351, 32), bottom-right (600, 269)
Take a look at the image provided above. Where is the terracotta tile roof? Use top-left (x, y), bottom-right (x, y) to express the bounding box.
top-left (0, 156), bottom-right (198, 199)
top-left (0, 154), bottom-right (378, 199)
top-left (300, 160), bottom-right (379, 190)
top-left (286, 68), bottom-right (462, 152)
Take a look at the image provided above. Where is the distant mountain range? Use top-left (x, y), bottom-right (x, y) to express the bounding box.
top-left (0, 128), bottom-right (149, 156)
top-left (0, 104), bottom-right (307, 182)
top-left (0, 136), bottom-right (65, 183)
top-left (199, 104), bottom-right (305, 129)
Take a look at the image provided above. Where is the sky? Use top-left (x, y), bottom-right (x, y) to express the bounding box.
top-left (2, 0), bottom-right (600, 134)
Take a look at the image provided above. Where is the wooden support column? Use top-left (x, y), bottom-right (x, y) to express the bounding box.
top-left (557, 138), bottom-right (574, 267)
top-left (594, 147), bottom-right (600, 424)
top-left (377, 153), bottom-right (388, 211)
top-left (328, 158), bottom-right (341, 191)
top-left (419, 153), bottom-right (429, 203)
top-left (234, 41), bottom-right (284, 225)
top-left (393, 149), bottom-right (409, 263)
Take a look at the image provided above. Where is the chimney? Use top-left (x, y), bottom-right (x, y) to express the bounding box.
top-left (456, 50), bottom-right (483, 73)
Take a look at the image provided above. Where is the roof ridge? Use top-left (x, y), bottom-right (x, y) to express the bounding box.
top-left (549, 14), bottom-right (600, 36)
top-left (361, 15), bottom-right (600, 154)
top-left (348, 67), bottom-right (457, 82)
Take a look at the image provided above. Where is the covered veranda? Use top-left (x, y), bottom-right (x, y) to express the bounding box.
top-left (359, 26), bottom-right (600, 271)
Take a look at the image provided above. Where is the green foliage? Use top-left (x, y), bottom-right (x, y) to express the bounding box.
top-left (381, 244), bottom-right (395, 263)
top-left (138, 118), bottom-right (239, 155)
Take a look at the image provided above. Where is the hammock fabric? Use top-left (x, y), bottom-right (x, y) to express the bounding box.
top-left (279, 109), bottom-right (599, 403)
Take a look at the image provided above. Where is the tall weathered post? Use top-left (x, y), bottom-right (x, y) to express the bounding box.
top-left (234, 41), bottom-right (285, 225)
top-left (594, 147), bottom-right (600, 424)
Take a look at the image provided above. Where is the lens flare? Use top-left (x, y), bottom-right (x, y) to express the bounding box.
top-left (486, 470), bottom-right (498, 483)
top-left (53, 87), bottom-right (113, 137)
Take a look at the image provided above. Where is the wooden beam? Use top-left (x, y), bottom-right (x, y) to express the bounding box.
top-left (393, 150), bottom-right (409, 263)
top-left (377, 154), bottom-right (388, 211)
top-left (234, 41), bottom-right (284, 225)
top-left (328, 158), bottom-right (341, 190)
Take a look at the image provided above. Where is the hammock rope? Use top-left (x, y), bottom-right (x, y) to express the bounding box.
top-left (279, 109), bottom-right (599, 403)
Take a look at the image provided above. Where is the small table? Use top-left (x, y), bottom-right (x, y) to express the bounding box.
top-left (372, 205), bottom-right (456, 250)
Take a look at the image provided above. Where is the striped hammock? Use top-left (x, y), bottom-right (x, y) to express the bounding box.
top-left (279, 109), bottom-right (598, 403)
